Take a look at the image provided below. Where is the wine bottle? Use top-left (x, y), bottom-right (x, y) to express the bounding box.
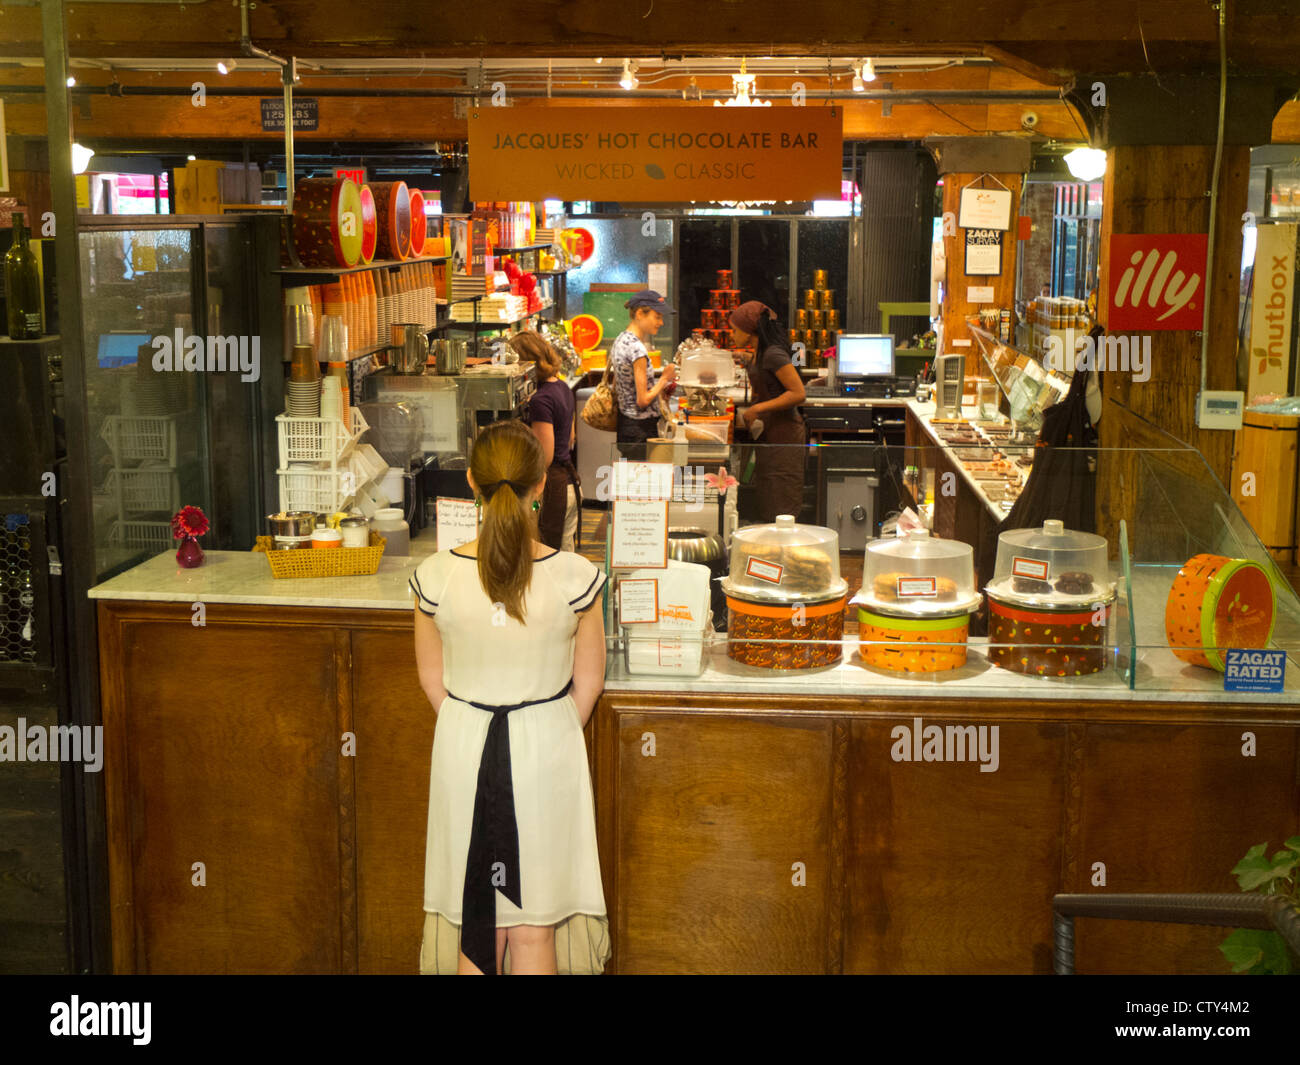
top-left (4, 215), bottom-right (42, 340)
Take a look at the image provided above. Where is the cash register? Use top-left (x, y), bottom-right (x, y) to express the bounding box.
top-left (807, 334), bottom-right (915, 398)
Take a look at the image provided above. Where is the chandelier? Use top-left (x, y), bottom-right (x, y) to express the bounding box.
top-left (713, 58), bottom-right (772, 107)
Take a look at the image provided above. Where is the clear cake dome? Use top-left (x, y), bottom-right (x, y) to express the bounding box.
top-left (856, 529), bottom-right (981, 616)
top-left (721, 515), bottom-right (848, 603)
top-left (678, 348), bottom-right (737, 388)
top-left (987, 519), bottom-right (1114, 607)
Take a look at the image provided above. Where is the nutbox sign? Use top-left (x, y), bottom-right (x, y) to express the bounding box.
top-left (1107, 233), bottom-right (1207, 331)
top-left (468, 107), bottom-right (843, 202)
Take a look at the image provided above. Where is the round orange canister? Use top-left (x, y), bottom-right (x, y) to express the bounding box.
top-left (1164, 553), bottom-right (1276, 670)
top-left (726, 593), bottom-right (846, 670)
top-left (291, 177), bottom-right (364, 268)
top-left (408, 188), bottom-right (427, 256)
top-left (358, 184), bottom-right (378, 264)
top-left (369, 181), bottom-right (412, 261)
top-left (857, 607), bottom-right (970, 673)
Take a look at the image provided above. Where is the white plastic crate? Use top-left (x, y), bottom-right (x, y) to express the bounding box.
top-left (100, 415), bottom-right (178, 465)
top-left (105, 467), bottom-right (181, 515)
top-left (108, 519), bottom-right (174, 553)
top-left (276, 467), bottom-right (360, 515)
top-left (275, 407), bottom-right (368, 468)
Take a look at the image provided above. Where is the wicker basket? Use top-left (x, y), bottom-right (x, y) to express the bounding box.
top-left (253, 532), bottom-right (387, 578)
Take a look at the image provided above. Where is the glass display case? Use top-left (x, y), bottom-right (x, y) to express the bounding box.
top-left (601, 437), bottom-right (1300, 700)
top-left (76, 216), bottom-right (276, 580)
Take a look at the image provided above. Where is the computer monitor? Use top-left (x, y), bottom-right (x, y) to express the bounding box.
top-left (835, 334), bottom-right (894, 377)
top-left (97, 332), bottom-right (152, 369)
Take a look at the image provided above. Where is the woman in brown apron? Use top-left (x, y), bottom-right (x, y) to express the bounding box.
top-left (727, 301), bottom-right (807, 523)
top-left (510, 332), bottom-right (581, 551)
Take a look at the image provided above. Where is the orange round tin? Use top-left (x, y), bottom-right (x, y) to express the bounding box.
top-left (291, 177), bottom-right (364, 268)
top-left (726, 594), bottom-right (846, 670)
top-left (408, 188), bottom-right (427, 256)
top-left (369, 181), bottom-right (411, 261)
top-left (358, 184), bottom-right (378, 264)
top-left (987, 596), bottom-right (1110, 677)
top-left (1164, 553), bottom-right (1275, 671)
top-left (857, 607), bottom-right (970, 673)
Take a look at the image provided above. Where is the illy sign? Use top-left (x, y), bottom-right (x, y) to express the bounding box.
top-left (1107, 233), bottom-right (1208, 330)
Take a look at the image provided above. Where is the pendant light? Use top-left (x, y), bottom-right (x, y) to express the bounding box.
top-left (620, 59), bottom-right (638, 91)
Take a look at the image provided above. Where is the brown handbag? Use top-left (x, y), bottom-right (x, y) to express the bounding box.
top-left (581, 360), bottom-right (619, 432)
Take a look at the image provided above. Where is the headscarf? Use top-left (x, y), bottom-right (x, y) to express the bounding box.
top-left (728, 300), bottom-right (776, 336)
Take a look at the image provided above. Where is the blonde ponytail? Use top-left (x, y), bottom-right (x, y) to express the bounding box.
top-left (469, 420), bottom-right (546, 623)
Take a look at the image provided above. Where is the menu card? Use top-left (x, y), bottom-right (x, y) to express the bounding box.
top-left (618, 578), bottom-right (660, 625)
top-left (610, 500), bottom-right (669, 569)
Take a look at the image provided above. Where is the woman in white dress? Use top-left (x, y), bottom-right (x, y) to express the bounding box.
top-left (409, 419), bottom-right (610, 975)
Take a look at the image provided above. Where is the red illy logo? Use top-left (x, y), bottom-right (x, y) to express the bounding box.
top-left (1107, 233), bottom-right (1208, 330)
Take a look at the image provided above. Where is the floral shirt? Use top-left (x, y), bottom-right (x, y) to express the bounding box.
top-left (610, 329), bottom-right (657, 420)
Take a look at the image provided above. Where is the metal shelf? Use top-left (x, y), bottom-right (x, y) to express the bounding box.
top-left (494, 242), bottom-right (551, 254)
top-left (273, 254), bottom-right (449, 286)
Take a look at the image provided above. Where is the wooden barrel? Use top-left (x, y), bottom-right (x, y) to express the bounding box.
top-left (291, 177), bottom-right (364, 268)
top-left (1164, 554), bottom-right (1276, 671)
top-left (370, 181), bottom-right (411, 261)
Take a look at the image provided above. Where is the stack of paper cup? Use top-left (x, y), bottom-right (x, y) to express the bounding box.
top-left (320, 376), bottom-right (342, 425)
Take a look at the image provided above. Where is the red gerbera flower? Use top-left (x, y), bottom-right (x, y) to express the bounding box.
top-left (171, 505), bottom-right (210, 539)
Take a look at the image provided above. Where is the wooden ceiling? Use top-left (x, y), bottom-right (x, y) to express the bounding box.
top-left (1, 0), bottom-right (1298, 73)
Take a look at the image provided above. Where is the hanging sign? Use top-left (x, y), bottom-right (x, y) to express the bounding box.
top-left (1247, 223), bottom-right (1297, 399)
top-left (469, 106), bottom-right (842, 201)
top-left (334, 167), bottom-right (367, 185)
top-left (964, 228), bottom-right (1003, 276)
top-left (957, 185), bottom-right (1012, 230)
top-left (568, 314), bottom-right (603, 353)
top-left (260, 97), bottom-right (319, 132)
top-left (1107, 233), bottom-right (1207, 331)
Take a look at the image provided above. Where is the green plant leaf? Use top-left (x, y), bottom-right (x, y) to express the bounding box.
top-left (1243, 843), bottom-right (1268, 861)
top-left (1220, 929), bottom-right (1266, 972)
top-left (1284, 835), bottom-right (1300, 855)
top-left (1269, 851), bottom-right (1299, 874)
top-left (1238, 866), bottom-right (1286, 892)
top-left (1232, 851), bottom-right (1274, 890)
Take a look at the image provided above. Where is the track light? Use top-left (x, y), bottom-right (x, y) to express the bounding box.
top-left (66, 75), bottom-right (76, 87)
top-left (620, 59), bottom-right (638, 91)
top-left (217, 59), bottom-right (237, 75)
top-left (594, 57), bottom-right (603, 64)
top-left (851, 63), bottom-right (864, 92)
top-left (1064, 147), bottom-right (1107, 181)
top-left (71, 143), bottom-right (94, 174)
top-left (863, 58), bottom-right (876, 82)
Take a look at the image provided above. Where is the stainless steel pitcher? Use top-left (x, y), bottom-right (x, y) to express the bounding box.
top-left (390, 323), bottom-right (428, 374)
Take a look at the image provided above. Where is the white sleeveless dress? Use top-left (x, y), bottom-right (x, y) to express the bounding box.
top-left (409, 546), bottom-right (610, 974)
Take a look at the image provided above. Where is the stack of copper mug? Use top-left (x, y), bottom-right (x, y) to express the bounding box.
top-left (702, 269), bottom-right (742, 347)
top-left (799, 269), bottom-right (837, 355)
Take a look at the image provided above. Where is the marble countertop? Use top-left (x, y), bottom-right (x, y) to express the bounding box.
top-left (88, 539), bottom-right (437, 609)
top-left (605, 636), bottom-right (1300, 705)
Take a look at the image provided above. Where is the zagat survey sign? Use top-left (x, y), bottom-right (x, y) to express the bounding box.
top-left (468, 107), bottom-right (843, 202)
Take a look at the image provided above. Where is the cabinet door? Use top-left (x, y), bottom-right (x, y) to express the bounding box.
top-left (846, 717), bottom-right (1068, 973)
top-left (105, 613), bottom-right (344, 973)
top-left (611, 712), bottom-right (835, 973)
top-left (1072, 723), bottom-right (1299, 974)
top-left (351, 626), bottom-right (435, 974)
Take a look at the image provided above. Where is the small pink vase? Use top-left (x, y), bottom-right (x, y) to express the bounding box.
top-left (176, 536), bottom-right (204, 568)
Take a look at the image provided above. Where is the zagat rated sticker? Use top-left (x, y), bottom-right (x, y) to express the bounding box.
top-left (897, 576), bottom-right (937, 598)
top-left (745, 557), bottom-right (783, 584)
top-left (1011, 556), bottom-right (1049, 581)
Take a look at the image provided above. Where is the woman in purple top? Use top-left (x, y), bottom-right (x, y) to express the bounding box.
top-left (511, 331), bottom-right (580, 552)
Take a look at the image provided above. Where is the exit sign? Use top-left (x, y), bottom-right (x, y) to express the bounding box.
top-left (334, 167), bottom-right (367, 185)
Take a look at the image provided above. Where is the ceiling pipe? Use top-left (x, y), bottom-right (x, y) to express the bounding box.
top-left (234, 0), bottom-right (299, 202)
top-left (0, 84), bottom-right (1065, 103)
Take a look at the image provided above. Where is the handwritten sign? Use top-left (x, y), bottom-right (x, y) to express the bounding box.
top-left (966, 285), bottom-right (995, 304)
top-left (610, 500), bottom-right (669, 569)
top-left (958, 186), bottom-right (1012, 231)
top-left (611, 460), bottom-right (674, 501)
top-left (435, 497), bottom-right (478, 552)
